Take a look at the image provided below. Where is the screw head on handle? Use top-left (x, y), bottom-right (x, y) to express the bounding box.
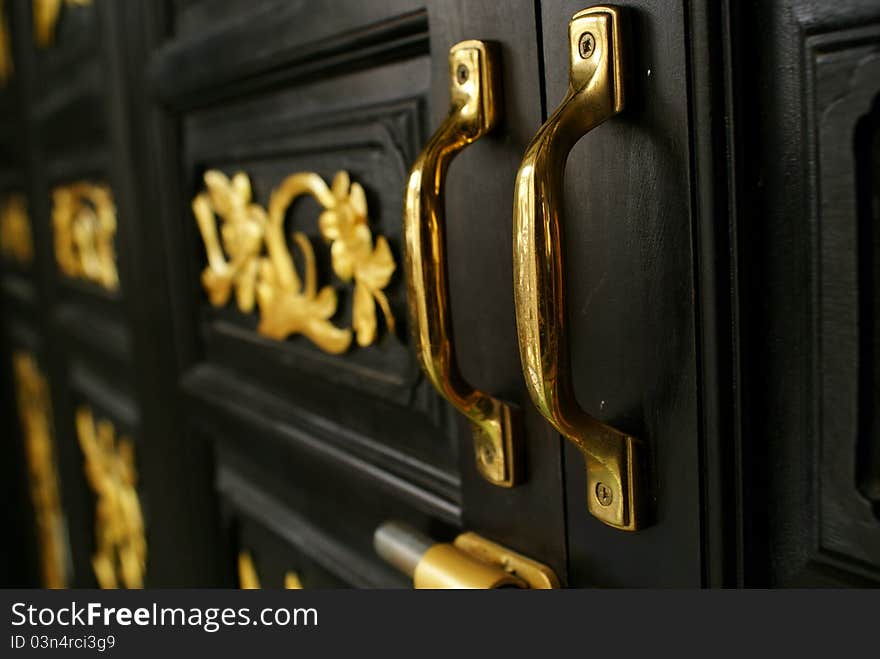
top-left (578, 32), bottom-right (595, 58)
top-left (595, 482), bottom-right (613, 507)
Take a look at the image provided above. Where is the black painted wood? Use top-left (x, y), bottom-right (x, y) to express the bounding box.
top-left (856, 97), bottom-right (879, 514)
top-left (426, 0), bottom-right (569, 581)
top-left (0, 0), bottom-right (45, 588)
top-left (539, 0), bottom-right (703, 586)
top-left (2, 0), bottom-right (878, 588)
top-left (0, 309), bottom-right (40, 587)
top-left (684, 0), bottom-right (742, 588)
top-left (731, 0), bottom-right (880, 585)
top-left (7, 0), bottom-right (103, 588)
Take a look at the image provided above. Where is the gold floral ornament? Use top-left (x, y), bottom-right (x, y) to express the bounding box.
top-left (13, 352), bottom-right (70, 589)
top-left (52, 182), bottom-right (119, 291)
top-left (318, 172), bottom-right (396, 346)
top-left (192, 171), bottom-right (265, 312)
top-left (0, 194), bottom-right (34, 265)
top-left (193, 170), bottom-right (396, 354)
top-left (76, 406), bottom-right (146, 589)
top-left (237, 550), bottom-right (302, 589)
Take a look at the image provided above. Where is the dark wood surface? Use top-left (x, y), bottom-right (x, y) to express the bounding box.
top-left (540, 0), bottom-right (703, 587)
top-left (731, 0), bottom-right (880, 586)
top-left (0, 0), bottom-right (878, 588)
top-left (142, 0), bottom-right (570, 586)
top-left (856, 95), bottom-right (879, 516)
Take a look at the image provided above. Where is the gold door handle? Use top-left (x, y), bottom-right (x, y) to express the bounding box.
top-left (374, 521), bottom-right (559, 589)
top-left (404, 40), bottom-right (520, 487)
top-left (513, 6), bottom-right (646, 530)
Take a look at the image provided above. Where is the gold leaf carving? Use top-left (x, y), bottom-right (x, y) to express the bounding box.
top-left (192, 171), bottom-right (264, 311)
top-left (237, 550), bottom-right (261, 589)
top-left (0, 194), bottom-right (34, 265)
top-left (237, 550), bottom-right (302, 589)
top-left (76, 406), bottom-right (146, 589)
top-left (12, 352), bottom-right (69, 589)
top-left (193, 170), bottom-right (396, 353)
top-left (284, 572), bottom-right (304, 589)
top-left (52, 182), bottom-right (119, 291)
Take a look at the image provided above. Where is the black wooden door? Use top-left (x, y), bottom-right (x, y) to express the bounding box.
top-left (0, 0), bottom-right (574, 590)
top-left (731, 0), bottom-right (880, 586)
top-left (537, 0), bottom-right (704, 586)
top-left (132, 0), bottom-right (570, 587)
top-left (2, 0), bottom-right (879, 589)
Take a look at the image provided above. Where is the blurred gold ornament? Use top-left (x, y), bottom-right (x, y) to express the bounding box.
top-left (13, 352), bottom-right (69, 588)
top-left (237, 550), bottom-right (302, 589)
top-left (76, 406), bottom-right (145, 589)
top-left (0, 194), bottom-right (33, 265)
top-left (52, 182), bottom-right (119, 291)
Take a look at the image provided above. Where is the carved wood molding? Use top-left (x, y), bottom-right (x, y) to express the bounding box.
top-left (151, 7), bottom-right (428, 110)
top-left (805, 23), bottom-right (880, 580)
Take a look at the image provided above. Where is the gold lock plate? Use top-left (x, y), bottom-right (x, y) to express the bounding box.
top-left (413, 532), bottom-right (559, 589)
top-left (453, 533), bottom-right (559, 589)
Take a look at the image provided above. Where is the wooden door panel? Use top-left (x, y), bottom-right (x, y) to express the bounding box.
top-left (539, 0), bottom-right (702, 586)
top-left (140, 0), bottom-right (571, 586)
top-left (157, 0), bottom-right (429, 107)
top-left (813, 25), bottom-right (880, 579)
top-left (151, 3), bottom-right (429, 386)
top-left (188, 367), bottom-right (462, 542)
top-left (732, 0), bottom-right (880, 585)
top-left (31, 0), bottom-right (106, 163)
top-left (217, 445), bottom-right (412, 588)
top-left (427, 0), bottom-right (569, 582)
top-left (2, 0), bottom-right (138, 588)
top-left (2, 340), bottom-right (70, 587)
top-left (151, 0), bottom-right (465, 541)
top-left (181, 54), bottom-right (446, 421)
top-left (231, 519), bottom-right (352, 589)
top-left (19, 0), bottom-right (875, 589)
top-left (0, 337), bottom-right (39, 585)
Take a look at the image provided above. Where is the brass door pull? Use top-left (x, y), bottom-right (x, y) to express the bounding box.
top-left (404, 40), bottom-right (520, 487)
top-left (512, 6), bottom-right (646, 530)
top-left (374, 521), bottom-right (558, 589)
